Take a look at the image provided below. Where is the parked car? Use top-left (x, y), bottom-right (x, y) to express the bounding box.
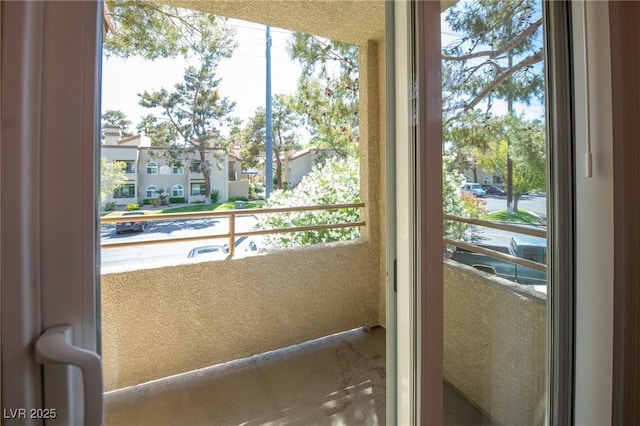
top-left (187, 236), bottom-right (263, 260)
top-left (450, 235), bottom-right (547, 287)
top-left (187, 244), bottom-right (228, 259)
top-left (484, 185), bottom-right (507, 196)
top-left (115, 211), bottom-right (148, 234)
top-left (461, 183), bottom-right (487, 197)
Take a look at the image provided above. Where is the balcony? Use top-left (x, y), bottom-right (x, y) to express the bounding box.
top-left (100, 208), bottom-right (545, 425)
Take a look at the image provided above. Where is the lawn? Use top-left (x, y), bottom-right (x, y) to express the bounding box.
top-left (480, 209), bottom-right (544, 225)
top-left (159, 201), bottom-right (265, 214)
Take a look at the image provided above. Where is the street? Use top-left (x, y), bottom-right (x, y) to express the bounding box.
top-left (100, 215), bottom-right (260, 273)
top-left (100, 195), bottom-right (548, 273)
top-left (465, 194), bottom-right (548, 247)
top-left (481, 194), bottom-right (547, 220)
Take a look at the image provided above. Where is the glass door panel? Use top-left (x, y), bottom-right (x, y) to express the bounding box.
top-left (439, 1), bottom-right (549, 424)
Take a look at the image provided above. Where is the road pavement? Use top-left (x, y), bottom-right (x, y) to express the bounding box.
top-left (464, 194), bottom-right (548, 247)
top-left (100, 214), bottom-right (260, 272)
top-left (482, 194), bottom-right (547, 219)
top-left (100, 195), bottom-right (548, 272)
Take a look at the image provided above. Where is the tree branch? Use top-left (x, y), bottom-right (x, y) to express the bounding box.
top-left (444, 49), bottom-right (544, 126)
top-left (442, 17), bottom-right (542, 62)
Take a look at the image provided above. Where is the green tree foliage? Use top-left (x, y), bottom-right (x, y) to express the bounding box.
top-left (138, 51), bottom-right (236, 203)
top-left (442, 0), bottom-right (544, 124)
top-left (442, 155), bottom-right (487, 239)
top-left (100, 157), bottom-right (127, 202)
top-left (260, 156), bottom-right (361, 248)
top-left (104, 0), bottom-right (236, 60)
top-left (287, 33), bottom-right (359, 156)
top-left (102, 109), bottom-right (133, 137)
top-left (239, 95), bottom-right (302, 189)
top-left (136, 114), bottom-right (179, 147)
top-left (442, 0), bottom-right (545, 213)
top-left (477, 114), bottom-right (546, 210)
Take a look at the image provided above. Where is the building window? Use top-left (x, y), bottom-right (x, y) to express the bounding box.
top-left (159, 164), bottom-right (171, 175)
top-left (190, 161), bottom-right (201, 173)
top-left (146, 162), bottom-right (158, 175)
top-left (172, 184), bottom-right (184, 197)
top-left (113, 184), bottom-right (135, 198)
top-left (173, 165), bottom-right (185, 174)
top-left (484, 176), bottom-right (492, 185)
top-left (191, 183), bottom-right (207, 196)
top-left (124, 162), bottom-right (136, 173)
top-left (146, 185), bottom-right (158, 198)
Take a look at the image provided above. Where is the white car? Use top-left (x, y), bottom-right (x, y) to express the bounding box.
top-left (461, 183), bottom-right (487, 198)
top-left (187, 244), bottom-right (228, 260)
top-left (187, 236), bottom-right (263, 260)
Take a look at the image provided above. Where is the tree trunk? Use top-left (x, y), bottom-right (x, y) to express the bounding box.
top-left (200, 148), bottom-right (211, 205)
top-left (507, 156), bottom-right (513, 214)
top-left (513, 193), bottom-right (521, 212)
top-left (275, 157), bottom-right (283, 190)
top-left (472, 164), bottom-right (478, 183)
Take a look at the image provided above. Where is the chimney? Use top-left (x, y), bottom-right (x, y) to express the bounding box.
top-left (103, 125), bottom-right (122, 145)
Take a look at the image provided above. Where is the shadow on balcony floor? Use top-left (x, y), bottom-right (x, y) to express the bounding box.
top-left (104, 327), bottom-right (386, 425)
top-left (104, 326), bottom-right (492, 425)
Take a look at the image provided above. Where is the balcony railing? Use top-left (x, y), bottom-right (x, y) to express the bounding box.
top-left (443, 213), bottom-right (547, 273)
top-left (100, 202), bottom-right (366, 256)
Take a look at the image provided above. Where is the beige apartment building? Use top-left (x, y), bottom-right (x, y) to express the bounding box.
top-left (102, 125), bottom-right (246, 206)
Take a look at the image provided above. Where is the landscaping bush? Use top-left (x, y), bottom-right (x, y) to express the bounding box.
top-left (210, 189), bottom-right (220, 203)
top-left (142, 199), bottom-right (152, 205)
top-left (229, 196), bottom-right (249, 202)
top-left (104, 201), bottom-right (116, 211)
top-left (260, 156), bottom-right (361, 248)
top-left (169, 197), bottom-right (186, 204)
top-left (126, 203), bottom-right (140, 211)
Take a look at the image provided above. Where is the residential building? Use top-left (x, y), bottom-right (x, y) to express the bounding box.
top-left (282, 147), bottom-right (338, 188)
top-left (1, 1), bottom-right (638, 425)
top-left (461, 164), bottom-right (502, 186)
top-left (101, 126), bottom-right (247, 205)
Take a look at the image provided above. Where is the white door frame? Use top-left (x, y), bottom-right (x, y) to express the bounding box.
top-left (1, 2), bottom-right (102, 424)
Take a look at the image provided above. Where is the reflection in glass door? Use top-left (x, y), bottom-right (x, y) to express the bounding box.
top-left (440, 1), bottom-right (549, 424)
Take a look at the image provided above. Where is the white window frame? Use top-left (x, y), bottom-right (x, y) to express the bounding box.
top-left (172, 184), bottom-right (184, 197)
top-left (191, 183), bottom-right (206, 196)
top-left (146, 162), bottom-right (158, 175)
top-left (146, 185), bottom-right (158, 198)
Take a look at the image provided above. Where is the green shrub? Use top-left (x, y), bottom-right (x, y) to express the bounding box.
top-left (192, 200), bottom-right (203, 205)
top-left (169, 197), bottom-right (186, 204)
top-left (150, 199), bottom-right (159, 207)
top-left (126, 203), bottom-right (140, 211)
top-left (260, 156), bottom-right (361, 248)
top-left (104, 201), bottom-right (116, 211)
top-left (142, 199), bottom-right (152, 205)
top-left (210, 189), bottom-right (220, 203)
top-left (229, 196), bottom-right (249, 202)
top-left (250, 183), bottom-right (264, 194)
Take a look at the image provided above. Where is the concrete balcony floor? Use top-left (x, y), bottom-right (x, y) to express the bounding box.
top-left (104, 327), bottom-right (491, 425)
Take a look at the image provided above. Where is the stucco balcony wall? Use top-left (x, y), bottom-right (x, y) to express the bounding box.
top-left (443, 258), bottom-right (547, 426)
top-left (101, 240), bottom-right (380, 392)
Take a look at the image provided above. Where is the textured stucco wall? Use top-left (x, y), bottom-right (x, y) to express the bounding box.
top-left (228, 180), bottom-right (249, 198)
top-left (444, 259), bottom-right (547, 426)
top-left (102, 241), bottom-right (380, 391)
top-left (164, 0), bottom-right (385, 45)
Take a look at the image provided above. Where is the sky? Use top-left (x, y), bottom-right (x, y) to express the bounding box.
top-left (101, 19), bottom-right (303, 134)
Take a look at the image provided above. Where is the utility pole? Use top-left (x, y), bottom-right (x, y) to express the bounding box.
top-left (265, 25), bottom-right (274, 199)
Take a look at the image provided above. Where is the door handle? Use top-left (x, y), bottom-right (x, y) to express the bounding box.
top-left (35, 325), bottom-right (103, 426)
